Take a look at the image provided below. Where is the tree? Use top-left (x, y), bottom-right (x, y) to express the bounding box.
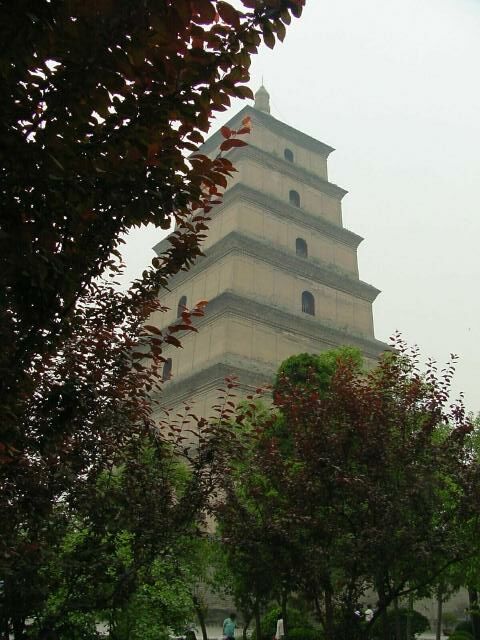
top-left (215, 401), bottom-right (290, 640)
top-left (1, 0), bottom-right (306, 468)
top-left (217, 490), bottom-right (280, 640)
top-left (0, 400), bottom-right (246, 639)
top-left (228, 339), bottom-right (475, 640)
top-left (0, 1), bottom-right (306, 633)
top-left (436, 416), bottom-right (480, 640)
top-left (274, 347), bottom-right (363, 395)
top-left (0, 0), bottom-right (305, 428)
top-left (0, 0), bottom-right (306, 519)
top-left (370, 608), bottom-right (430, 640)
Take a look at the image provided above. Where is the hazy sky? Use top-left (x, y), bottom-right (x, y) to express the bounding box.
top-left (122, 0), bottom-right (480, 411)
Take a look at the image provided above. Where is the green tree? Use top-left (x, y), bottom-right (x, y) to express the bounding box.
top-left (274, 347), bottom-right (362, 395)
top-left (3, 423), bottom-right (241, 639)
top-left (214, 401), bottom-right (293, 640)
top-left (370, 608), bottom-right (430, 640)
top-left (436, 416), bottom-right (480, 640)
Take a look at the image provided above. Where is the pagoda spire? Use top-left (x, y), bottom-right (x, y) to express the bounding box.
top-left (254, 84), bottom-right (270, 114)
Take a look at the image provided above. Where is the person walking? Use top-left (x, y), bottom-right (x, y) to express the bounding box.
top-left (223, 613), bottom-right (237, 640)
top-left (275, 614), bottom-right (284, 640)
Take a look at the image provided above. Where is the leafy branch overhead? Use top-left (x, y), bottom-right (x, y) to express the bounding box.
top-left (0, 0), bottom-right (304, 444)
top-left (0, 2), bottom-right (304, 633)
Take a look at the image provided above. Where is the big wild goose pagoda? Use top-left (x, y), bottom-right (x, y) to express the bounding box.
top-left (152, 86), bottom-right (386, 416)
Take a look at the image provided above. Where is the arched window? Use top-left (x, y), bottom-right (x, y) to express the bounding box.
top-left (302, 291), bottom-right (315, 316)
top-left (163, 358), bottom-right (172, 381)
top-left (177, 295), bottom-right (187, 318)
top-left (296, 237), bottom-right (308, 258)
top-left (284, 148), bottom-right (294, 162)
top-left (289, 190), bottom-right (300, 207)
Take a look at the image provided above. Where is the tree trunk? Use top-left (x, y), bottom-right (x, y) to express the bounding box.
top-left (376, 582), bottom-right (389, 640)
top-left (313, 595), bottom-right (324, 628)
top-left (324, 586), bottom-right (335, 640)
top-left (406, 592), bottom-right (414, 640)
top-left (436, 586), bottom-right (443, 640)
top-left (393, 597), bottom-right (401, 640)
top-left (1, 616), bottom-right (9, 640)
top-left (254, 598), bottom-right (262, 640)
top-left (12, 615), bottom-right (25, 640)
top-left (242, 614), bottom-right (252, 640)
top-left (193, 594), bottom-right (208, 640)
top-left (468, 588), bottom-right (480, 640)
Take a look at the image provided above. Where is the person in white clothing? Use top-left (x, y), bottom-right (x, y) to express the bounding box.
top-left (275, 614), bottom-right (284, 640)
top-left (364, 605), bottom-right (374, 623)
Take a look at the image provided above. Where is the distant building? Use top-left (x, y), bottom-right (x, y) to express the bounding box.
top-left (153, 86), bottom-right (386, 416)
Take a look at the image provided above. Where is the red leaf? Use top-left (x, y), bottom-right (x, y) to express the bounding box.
top-left (233, 85), bottom-right (253, 99)
top-left (210, 172), bottom-right (228, 188)
top-left (191, 36), bottom-right (204, 49)
top-left (165, 335), bottom-right (183, 348)
top-left (147, 142), bottom-right (160, 164)
top-left (221, 125), bottom-right (232, 138)
top-left (168, 324), bottom-right (198, 334)
top-left (220, 138), bottom-right (248, 151)
top-left (262, 27), bottom-right (275, 49)
top-left (217, 2), bottom-right (241, 28)
top-left (192, 0), bottom-right (216, 24)
top-left (144, 325), bottom-right (162, 335)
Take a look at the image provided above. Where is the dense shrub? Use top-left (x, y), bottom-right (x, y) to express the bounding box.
top-left (370, 608), bottom-right (430, 640)
top-left (449, 631), bottom-right (473, 640)
top-left (251, 606), bottom-right (320, 640)
top-left (274, 348), bottom-right (363, 395)
top-left (455, 621), bottom-right (475, 635)
top-left (288, 627), bottom-right (323, 640)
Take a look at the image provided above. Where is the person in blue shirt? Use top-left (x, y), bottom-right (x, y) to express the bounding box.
top-left (223, 613), bottom-right (237, 640)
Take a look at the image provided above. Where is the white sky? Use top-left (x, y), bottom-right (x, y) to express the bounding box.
top-left (122, 0), bottom-right (480, 412)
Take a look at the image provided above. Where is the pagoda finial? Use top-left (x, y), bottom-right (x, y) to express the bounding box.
top-left (254, 84), bottom-right (270, 114)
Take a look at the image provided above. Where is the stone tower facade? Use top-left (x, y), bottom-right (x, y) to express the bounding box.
top-left (152, 87), bottom-right (386, 416)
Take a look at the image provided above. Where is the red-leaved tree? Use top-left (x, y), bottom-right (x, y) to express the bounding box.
top-left (219, 339), bottom-right (476, 640)
top-left (0, 1), bottom-right (306, 634)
